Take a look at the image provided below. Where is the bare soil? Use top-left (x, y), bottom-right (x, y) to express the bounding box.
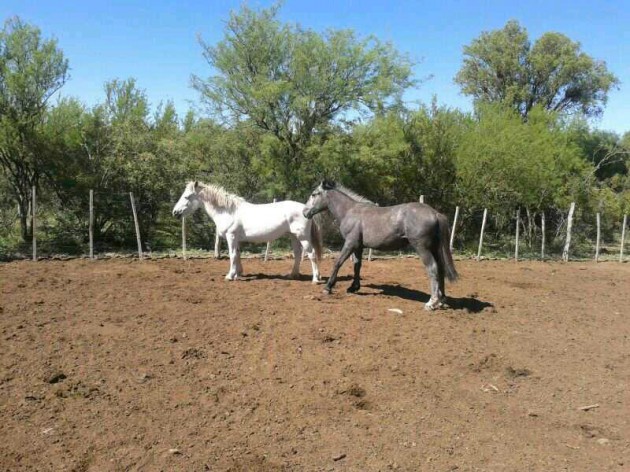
top-left (1, 256), bottom-right (629, 471)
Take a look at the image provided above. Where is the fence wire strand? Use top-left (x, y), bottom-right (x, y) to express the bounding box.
top-left (1, 191), bottom-right (628, 262)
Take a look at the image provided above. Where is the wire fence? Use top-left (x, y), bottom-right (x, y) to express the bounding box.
top-left (0, 188), bottom-right (627, 263)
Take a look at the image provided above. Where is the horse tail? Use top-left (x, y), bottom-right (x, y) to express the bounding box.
top-left (437, 213), bottom-right (459, 282)
top-left (310, 217), bottom-right (323, 263)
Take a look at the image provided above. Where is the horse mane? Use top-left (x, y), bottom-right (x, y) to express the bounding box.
top-left (192, 181), bottom-right (245, 211)
top-left (332, 183), bottom-right (376, 205)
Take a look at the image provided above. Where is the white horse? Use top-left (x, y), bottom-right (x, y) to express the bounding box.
top-left (172, 181), bottom-right (322, 283)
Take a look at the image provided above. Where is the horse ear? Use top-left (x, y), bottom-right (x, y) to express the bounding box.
top-left (322, 179), bottom-right (335, 190)
top-left (193, 181), bottom-right (200, 191)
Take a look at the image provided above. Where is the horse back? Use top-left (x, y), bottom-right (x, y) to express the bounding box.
top-left (346, 202), bottom-right (439, 250)
top-left (235, 201), bottom-right (306, 242)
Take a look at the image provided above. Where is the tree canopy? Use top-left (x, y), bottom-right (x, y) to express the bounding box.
top-left (191, 3), bottom-right (414, 198)
top-left (0, 17), bottom-right (69, 240)
top-left (455, 20), bottom-right (619, 120)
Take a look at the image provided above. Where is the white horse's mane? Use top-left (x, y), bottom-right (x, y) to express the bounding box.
top-left (333, 183), bottom-right (375, 205)
top-left (192, 181), bottom-right (245, 211)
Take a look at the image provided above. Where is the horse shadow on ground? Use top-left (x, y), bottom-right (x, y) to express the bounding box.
top-left (363, 283), bottom-right (494, 314)
top-left (239, 273), bottom-right (354, 283)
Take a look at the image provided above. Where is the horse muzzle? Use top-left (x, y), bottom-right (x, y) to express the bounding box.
top-left (303, 208), bottom-right (313, 219)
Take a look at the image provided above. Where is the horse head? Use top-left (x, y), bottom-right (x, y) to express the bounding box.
top-left (303, 180), bottom-right (336, 219)
top-left (172, 181), bottom-right (202, 218)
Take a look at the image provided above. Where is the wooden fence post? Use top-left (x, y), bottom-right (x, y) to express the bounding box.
top-left (450, 206), bottom-right (460, 251)
top-left (32, 186), bottom-right (37, 261)
top-left (562, 202), bottom-right (575, 262)
top-left (541, 211), bottom-right (546, 261)
top-left (89, 189), bottom-right (94, 259)
top-left (129, 192), bottom-right (143, 259)
top-left (620, 214), bottom-right (627, 262)
top-left (515, 208), bottom-right (520, 261)
top-left (264, 198), bottom-right (276, 261)
top-left (476, 208), bottom-right (487, 261)
top-left (182, 216), bottom-right (187, 260)
top-left (595, 212), bottom-right (601, 262)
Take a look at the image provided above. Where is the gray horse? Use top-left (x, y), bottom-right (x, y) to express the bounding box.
top-left (303, 180), bottom-right (458, 310)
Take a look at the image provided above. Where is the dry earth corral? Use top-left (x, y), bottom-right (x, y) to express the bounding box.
top-left (1, 257), bottom-right (629, 471)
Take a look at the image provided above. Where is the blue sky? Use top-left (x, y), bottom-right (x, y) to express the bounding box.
top-left (2, 0), bottom-right (629, 134)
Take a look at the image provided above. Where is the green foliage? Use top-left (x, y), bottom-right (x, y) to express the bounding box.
top-left (27, 79), bottom-right (192, 252)
top-left (0, 11), bottom-right (629, 259)
top-left (567, 122), bottom-right (628, 181)
top-left (97, 79), bottom-right (186, 249)
top-left (302, 101), bottom-right (466, 212)
top-left (0, 16), bottom-right (69, 241)
top-left (191, 2), bottom-right (414, 198)
top-left (182, 119), bottom-right (264, 199)
top-left (455, 20), bottom-right (619, 119)
top-left (564, 121), bottom-right (629, 242)
top-left (455, 104), bottom-right (590, 218)
top-left (401, 102), bottom-right (468, 210)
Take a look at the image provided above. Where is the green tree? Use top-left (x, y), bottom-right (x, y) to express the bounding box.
top-left (33, 98), bottom-right (97, 253)
top-left (301, 101), bottom-right (465, 212)
top-left (456, 104), bottom-right (589, 222)
top-left (566, 124), bottom-right (630, 239)
top-left (102, 78), bottom-right (186, 249)
top-left (41, 97), bottom-right (88, 190)
top-left (401, 101), bottom-right (468, 209)
top-left (0, 17), bottom-right (69, 242)
top-left (42, 79), bottom-right (187, 251)
top-left (191, 3), bottom-right (414, 198)
top-left (455, 20), bottom-right (618, 120)
top-left (569, 124), bottom-right (628, 182)
top-left (182, 118), bottom-right (264, 200)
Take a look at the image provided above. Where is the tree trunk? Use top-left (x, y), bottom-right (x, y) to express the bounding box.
top-left (17, 194), bottom-right (32, 243)
top-left (526, 207), bottom-right (534, 247)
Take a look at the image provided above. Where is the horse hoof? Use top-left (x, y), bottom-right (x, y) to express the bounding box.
top-left (424, 301), bottom-right (445, 311)
top-left (322, 288), bottom-right (332, 295)
top-left (312, 278), bottom-right (323, 284)
top-left (347, 286), bottom-right (359, 293)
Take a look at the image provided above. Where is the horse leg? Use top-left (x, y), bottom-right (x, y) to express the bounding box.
top-left (347, 246), bottom-right (364, 293)
top-left (299, 237), bottom-right (321, 284)
top-left (414, 244), bottom-right (444, 310)
top-left (436, 248), bottom-right (446, 303)
top-left (289, 235), bottom-right (302, 279)
top-left (323, 239), bottom-right (357, 294)
top-left (235, 247), bottom-right (243, 277)
top-left (225, 233), bottom-right (239, 281)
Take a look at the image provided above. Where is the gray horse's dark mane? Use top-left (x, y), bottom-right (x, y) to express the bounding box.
top-left (327, 182), bottom-right (375, 205)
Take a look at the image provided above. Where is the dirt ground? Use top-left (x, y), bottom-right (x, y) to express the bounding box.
top-left (1, 255), bottom-right (629, 471)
